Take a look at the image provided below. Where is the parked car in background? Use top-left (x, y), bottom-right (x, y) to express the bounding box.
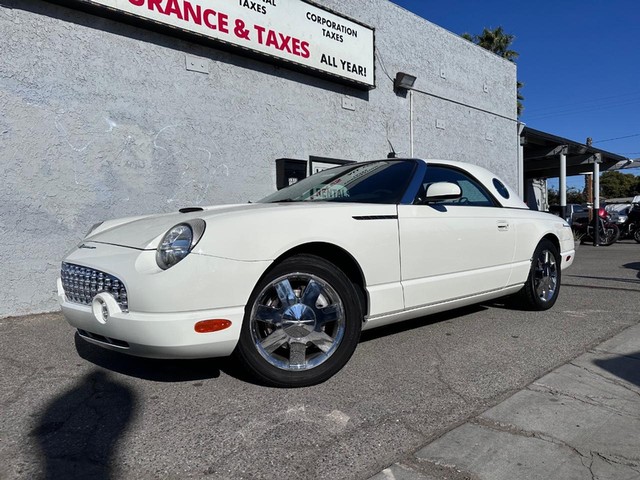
top-left (605, 203), bottom-right (631, 225)
top-left (549, 203), bottom-right (589, 226)
top-left (59, 159), bottom-right (576, 387)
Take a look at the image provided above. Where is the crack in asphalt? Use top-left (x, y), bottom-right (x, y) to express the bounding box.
top-left (569, 361), bottom-right (640, 399)
top-left (528, 382), bottom-right (640, 420)
top-left (408, 457), bottom-right (480, 480)
top-left (471, 416), bottom-right (538, 439)
top-left (200, 404), bottom-right (431, 479)
top-left (471, 417), bottom-right (640, 477)
top-left (586, 452), bottom-right (596, 480)
top-left (432, 347), bottom-right (471, 405)
top-left (471, 417), bottom-right (598, 478)
top-left (594, 452), bottom-right (640, 472)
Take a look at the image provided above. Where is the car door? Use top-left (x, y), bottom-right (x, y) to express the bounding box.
top-left (398, 164), bottom-right (516, 309)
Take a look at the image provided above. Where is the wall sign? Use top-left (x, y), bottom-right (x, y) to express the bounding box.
top-left (74, 0), bottom-right (375, 88)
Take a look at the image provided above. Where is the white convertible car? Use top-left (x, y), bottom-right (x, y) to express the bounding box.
top-left (59, 159), bottom-right (575, 387)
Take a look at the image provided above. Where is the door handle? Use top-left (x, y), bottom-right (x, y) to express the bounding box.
top-left (497, 220), bottom-right (510, 231)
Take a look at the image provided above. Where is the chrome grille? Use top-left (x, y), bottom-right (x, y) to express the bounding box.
top-left (61, 262), bottom-right (129, 312)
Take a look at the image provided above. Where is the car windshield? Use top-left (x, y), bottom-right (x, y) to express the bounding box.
top-left (259, 160), bottom-right (416, 204)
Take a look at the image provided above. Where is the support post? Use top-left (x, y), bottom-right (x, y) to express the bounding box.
top-left (585, 173), bottom-right (593, 221)
top-left (559, 148), bottom-right (567, 220)
top-left (593, 156), bottom-right (600, 246)
top-left (409, 89), bottom-right (414, 157)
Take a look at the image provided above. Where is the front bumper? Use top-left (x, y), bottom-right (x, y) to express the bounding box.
top-left (560, 247), bottom-right (575, 270)
top-left (58, 241), bottom-right (272, 359)
top-left (59, 279), bottom-right (245, 358)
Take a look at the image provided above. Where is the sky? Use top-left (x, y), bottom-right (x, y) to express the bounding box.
top-left (390, 0), bottom-right (640, 190)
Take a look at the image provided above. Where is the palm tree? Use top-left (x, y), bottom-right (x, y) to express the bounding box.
top-left (462, 27), bottom-right (524, 116)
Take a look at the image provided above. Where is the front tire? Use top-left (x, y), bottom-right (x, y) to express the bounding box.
top-left (599, 223), bottom-right (619, 246)
top-left (518, 239), bottom-right (561, 310)
top-left (234, 254), bottom-right (362, 387)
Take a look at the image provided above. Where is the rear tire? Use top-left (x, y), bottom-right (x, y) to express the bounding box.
top-left (634, 228), bottom-right (640, 244)
top-left (517, 239), bottom-right (561, 311)
top-left (234, 254), bottom-right (362, 388)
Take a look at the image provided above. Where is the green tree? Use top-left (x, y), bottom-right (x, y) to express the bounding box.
top-left (462, 27), bottom-right (524, 117)
top-left (567, 187), bottom-right (587, 204)
top-left (600, 171), bottom-right (639, 198)
top-left (462, 27), bottom-right (518, 60)
top-left (548, 187), bottom-right (586, 205)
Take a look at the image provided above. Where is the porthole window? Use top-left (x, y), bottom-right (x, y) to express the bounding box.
top-left (492, 178), bottom-right (510, 199)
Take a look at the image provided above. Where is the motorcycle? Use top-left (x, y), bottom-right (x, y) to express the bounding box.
top-left (617, 204), bottom-right (640, 243)
top-left (572, 207), bottom-right (620, 246)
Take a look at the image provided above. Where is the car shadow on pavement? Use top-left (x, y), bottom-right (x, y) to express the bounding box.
top-left (31, 370), bottom-right (134, 480)
top-left (567, 273), bottom-right (640, 284)
top-left (623, 262), bottom-right (640, 280)
top-left (74, 333), bottom-right (222, 382)
top-left (593, 351), bottom-right (640, 389)
top-left (359, 304), bottom-right (487, 343)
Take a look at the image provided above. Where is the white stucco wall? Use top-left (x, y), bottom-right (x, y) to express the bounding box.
top-left (0, 0), bottom-right (517, 317)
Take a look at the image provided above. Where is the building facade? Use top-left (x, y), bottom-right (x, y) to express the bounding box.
top-left (1, 0), bottom-right (518, 317)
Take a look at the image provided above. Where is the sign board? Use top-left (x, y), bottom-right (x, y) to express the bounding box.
top-left (74, 0), bottom-right (375, 88)
top-left (308, 156), bottom-right (354, 175)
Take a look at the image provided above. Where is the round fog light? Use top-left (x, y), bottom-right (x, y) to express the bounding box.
top-left (92, 297), bottom-right (109, 324)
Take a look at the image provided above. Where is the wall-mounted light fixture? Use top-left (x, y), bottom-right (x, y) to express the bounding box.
top-left (394, 72), bottom-right (418, 157)
top-left (394, 72), bottom-right (417, 92)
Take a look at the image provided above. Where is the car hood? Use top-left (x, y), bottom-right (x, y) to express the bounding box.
top-left (85, 203), bottom-right (279, 250)
top-left (83, 202), bottom-right (361, 250)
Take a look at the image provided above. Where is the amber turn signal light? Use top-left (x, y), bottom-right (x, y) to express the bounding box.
top-left (194, 319), bottom-right (232, 333)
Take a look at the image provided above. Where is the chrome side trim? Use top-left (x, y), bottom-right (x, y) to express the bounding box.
top-left (352, 215), bottom-right (398, 221)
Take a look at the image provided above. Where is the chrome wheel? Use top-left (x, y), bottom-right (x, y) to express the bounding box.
top-left (249, 273), bottom-right (346, 371)
top-left (533, 249), bottom-right (558, 302)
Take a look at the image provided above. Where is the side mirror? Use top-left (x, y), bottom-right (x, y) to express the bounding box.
top-left (424, 182), bottom-right (462, 203)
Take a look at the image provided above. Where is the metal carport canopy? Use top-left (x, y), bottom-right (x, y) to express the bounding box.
top-left (522, 126), bottom-right (631, 179)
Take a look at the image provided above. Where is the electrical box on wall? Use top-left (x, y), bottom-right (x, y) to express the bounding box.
top-left (275, 158), bottom-right (307, 190)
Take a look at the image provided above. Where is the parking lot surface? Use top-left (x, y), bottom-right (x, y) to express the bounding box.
top-left (1, 241), bottom-right (639, 479)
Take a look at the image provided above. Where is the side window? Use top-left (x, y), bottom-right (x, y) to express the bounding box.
top-left (417, 165), bottom-right (496, 207)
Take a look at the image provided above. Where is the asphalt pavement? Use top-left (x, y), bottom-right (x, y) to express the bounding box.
top-left (1, 241), bottom-right (639, 479)
top-left (370, 321), bottom-right (640, 480)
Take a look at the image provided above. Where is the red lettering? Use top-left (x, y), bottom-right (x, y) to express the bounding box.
top-left (203, 9), bottom-right (217, 29)
top-left (184, 1), bottom-right (201, 24)
top-left (292, 38), bottom-right (301, 56)
top-left (147, 0), bottom-right (163, 13)
top-left (164, 0), bottom-right (183, 20)
top-left (265, 29), bottom-right (278, 48)
top-left (128, 0), bottom-right (144, 6)
top-left (278, 34), bottom-right (292, 53)
top-left (203, 9), bottom-right (229, 33)
top-left (254, 24), bottom-right (266, 44)
top-left (218, 12), bottom-right (229, 33)
top-left (300, 41), bottom-right (310, 59)
top-left (253, 25), bottom-right (310, 58)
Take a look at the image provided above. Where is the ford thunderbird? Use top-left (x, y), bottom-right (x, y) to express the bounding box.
top-left (59, 159), bottom-right (575, 387)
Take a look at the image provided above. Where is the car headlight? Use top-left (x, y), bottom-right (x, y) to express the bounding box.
top-left (156, 219), bottom-right (206, 270)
